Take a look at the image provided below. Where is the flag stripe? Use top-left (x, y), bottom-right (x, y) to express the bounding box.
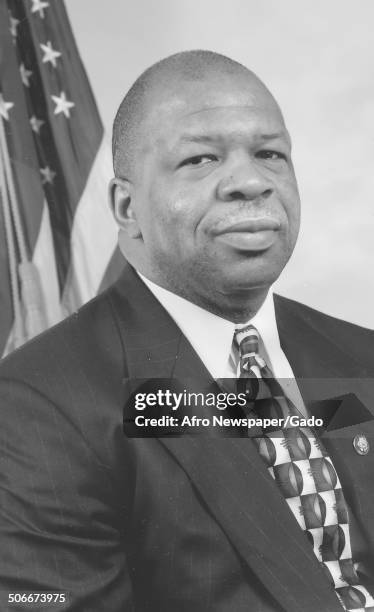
top-left (9, 0), bottom-right (73, 288)
top-left (62, 138), bottom-right (118, 312)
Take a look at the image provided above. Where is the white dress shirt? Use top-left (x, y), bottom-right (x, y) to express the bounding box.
top-left (138, 273), bottom-right (308, 416)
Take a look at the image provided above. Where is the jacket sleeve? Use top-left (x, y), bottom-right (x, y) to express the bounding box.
top-left (0, 375), bottom-right (134, 612)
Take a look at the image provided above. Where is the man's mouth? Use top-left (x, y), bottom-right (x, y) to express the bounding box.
top-left (212, 217), bottom-right (281, 251)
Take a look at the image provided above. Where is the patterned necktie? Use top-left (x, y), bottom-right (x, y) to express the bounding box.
top-left (234, 324), bottom-right (374, 612)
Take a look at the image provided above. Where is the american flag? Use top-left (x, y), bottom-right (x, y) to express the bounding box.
top-left (0, 0), bottom-right (123, 357)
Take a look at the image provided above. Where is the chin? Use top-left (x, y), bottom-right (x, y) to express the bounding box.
top-left (220, 259), bottom-right (285, 293)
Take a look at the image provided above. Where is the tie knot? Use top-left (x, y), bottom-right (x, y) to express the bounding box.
top-left (234, 324), bottom-right (259, 354)
top-left (234, 324), bottom-right (267, 376)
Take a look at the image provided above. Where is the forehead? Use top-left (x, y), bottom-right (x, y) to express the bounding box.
top-left (142, 75), bottom-right (286, 151)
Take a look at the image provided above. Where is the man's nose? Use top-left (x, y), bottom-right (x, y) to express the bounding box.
top-left (217, 158), bottom-right (273, 202)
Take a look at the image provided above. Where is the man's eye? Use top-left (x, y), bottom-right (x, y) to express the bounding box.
top-left (256, 150), bottom-right (287, 161)
top-left (179, 154), bottom-right (217, 167)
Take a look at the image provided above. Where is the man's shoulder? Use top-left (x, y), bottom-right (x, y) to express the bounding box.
top-left (0, 265), bottom-right (164, 384)
top-left (0, 282), bottom-right (124, 383)
top-left (274, 293), bottom-right (374, 336)
top-left (274, 293), bottom-right (374, 368)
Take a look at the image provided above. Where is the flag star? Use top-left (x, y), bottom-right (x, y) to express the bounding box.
top-left (40, 41), bottom-right (62, 68)
top-left (0, 94), bottom-right (14, 120)
top-left (51, 92), bottom-right (75, 118)
top-left (30, 115), bottom-right (44, 133)
top-left (30, 0), bottom-right (49, 18)
top-left (20, 64), bottom-right (33, 87)
top-left (9, 15), bottom-right (20, 37)
top-left (40, 166), bottom-right (56, 184)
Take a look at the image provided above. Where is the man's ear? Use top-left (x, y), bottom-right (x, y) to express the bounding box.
top-left (108, 177), bottom-right (142, 239)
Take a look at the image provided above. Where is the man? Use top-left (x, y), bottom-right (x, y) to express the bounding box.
top-left (1, 50), bottom-right (374, 612)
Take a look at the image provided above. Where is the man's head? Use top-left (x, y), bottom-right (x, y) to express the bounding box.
top-left (110, 50), bottom-right (300, 320)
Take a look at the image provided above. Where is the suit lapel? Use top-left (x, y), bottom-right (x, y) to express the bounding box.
top-left (159, 436), bottom-right (343, 612)
top-left (109, 265), bottom-right (213, 381)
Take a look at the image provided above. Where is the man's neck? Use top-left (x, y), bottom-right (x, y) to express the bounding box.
top-left (185, 285), bottom-right (270, 323)
top-left (137, 268), bottom-right (270, 324)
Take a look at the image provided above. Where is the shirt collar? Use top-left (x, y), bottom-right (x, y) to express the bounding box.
top-left (138, 272), bottom-right (278, 379)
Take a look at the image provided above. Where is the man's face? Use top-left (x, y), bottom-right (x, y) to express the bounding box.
top-left (129, 72), bottom-right (300, 306)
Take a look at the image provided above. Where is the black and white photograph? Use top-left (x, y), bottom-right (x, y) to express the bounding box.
top-left (0, 1), bottom-right (373, 610)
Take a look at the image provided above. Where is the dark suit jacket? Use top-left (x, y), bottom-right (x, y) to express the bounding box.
top-left (1, 264), bottom-right (374, 612)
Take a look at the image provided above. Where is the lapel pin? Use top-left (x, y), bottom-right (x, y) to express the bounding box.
top-left (353, 434), bottom-right (370, 456)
